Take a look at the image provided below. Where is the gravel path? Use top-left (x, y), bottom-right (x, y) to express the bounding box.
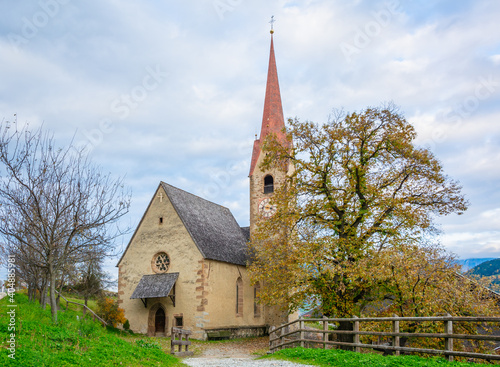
top-left (183, 357), bottom-right (315, 367)
top-left (183, 337), bottom-right (315, 367)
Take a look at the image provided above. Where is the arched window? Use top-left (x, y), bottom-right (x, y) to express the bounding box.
top-left (254, 282), bottom-right (261, 318)
top-left (264, 175), bottom-right (274, 194)
top-left (236, 277), bottom-right (243, 316)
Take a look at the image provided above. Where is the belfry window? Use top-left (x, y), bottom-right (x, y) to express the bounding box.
top-left (264, 175), bottom-right (274, 194)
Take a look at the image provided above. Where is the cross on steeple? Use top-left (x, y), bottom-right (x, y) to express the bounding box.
top-left (269, 16), bottom-right (275, 34)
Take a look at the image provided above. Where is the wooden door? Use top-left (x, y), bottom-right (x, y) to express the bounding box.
top-left (155, 307), bottom-right (165, 333)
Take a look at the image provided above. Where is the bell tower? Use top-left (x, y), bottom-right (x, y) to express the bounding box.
top-left (249, 26), bottom-right (290, 237)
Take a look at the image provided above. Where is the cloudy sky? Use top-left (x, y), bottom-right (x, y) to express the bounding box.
top-left (1, 0), bottom-right (499, 281)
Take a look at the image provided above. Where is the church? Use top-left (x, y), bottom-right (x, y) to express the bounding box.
top-left (117, 29), bottom-right (294, 340)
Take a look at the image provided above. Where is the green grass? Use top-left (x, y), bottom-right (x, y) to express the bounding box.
top-left (302, 320), bottom-right (337, 331)
top-left (58, 293), bottom-right (98, 313)
top-left (0, 292), bottom-right (185, 366)
top-left (265, 347), bottom-right (489, 366)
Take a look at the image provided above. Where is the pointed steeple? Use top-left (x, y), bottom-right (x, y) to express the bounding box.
top-left (249, 31), bottom-right (287, 176)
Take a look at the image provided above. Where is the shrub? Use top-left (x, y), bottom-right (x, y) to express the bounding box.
top-left (136, 339), bottom-right (161, 349)
top-left (96, 297), bottom-right (126, 327)
top-left (123, 319), bottom-right (130, 330)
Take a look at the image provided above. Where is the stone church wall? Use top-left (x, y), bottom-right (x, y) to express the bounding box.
top-left (118, 185), bottom-right (278, 340)
top-left (118, 185), bottom-right (203, 336)
top-left (202, 260), bottom-right (266, 332)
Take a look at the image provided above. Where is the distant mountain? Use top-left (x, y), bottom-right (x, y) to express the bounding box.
top-left (455, 258), bottom-right (495, 272)
top-left (466, 258), bottom-right (500, 293)
top-left (467, 258), bottom-right (500, 277)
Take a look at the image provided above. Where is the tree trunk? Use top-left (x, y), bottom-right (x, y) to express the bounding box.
top-left (38, 270), bottom-right (48, 308)
top-left (337, 321), bottom-right (354, 351)
top-left (49, 265), bottom-right (58, 323)
top-left (39, 281), bottom-right (48, 309)
top-left (28, 284), bottom-right (34, 301)
top-left (39, 286), bottom-right (45, 307)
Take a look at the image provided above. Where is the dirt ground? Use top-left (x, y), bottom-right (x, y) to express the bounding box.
top-left (189, 336), bottom-right (270, 358)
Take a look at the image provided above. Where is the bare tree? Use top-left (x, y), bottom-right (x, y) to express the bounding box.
top-left (71, 244), bottom-right (112, 312)
top-left (0, 121), bottom-right (130, 322)
top-left (7, 236), bottom-right (48, 304)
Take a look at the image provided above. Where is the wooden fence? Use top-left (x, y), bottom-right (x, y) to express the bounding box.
top-left (171, 327), bottom-right (193, 357)
top-left (55, 291), bottom-right (107, 327)
top-left (269, 315), bottom-right (500, 362)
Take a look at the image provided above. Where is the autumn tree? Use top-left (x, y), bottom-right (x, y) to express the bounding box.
top-left (372, 244), bottom-right (497, 319)
top-left (363, 243), bottom-right (498, 353)
top-left (249, 105), bottom-right (471, 320)
top-left (0, 121), bottom-right (130, 322)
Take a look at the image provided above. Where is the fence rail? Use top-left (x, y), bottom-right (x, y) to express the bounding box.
top-left (171, 327), bottom-right (193, 357)
top-left (55, 290), bottom-right (107, 327)
top-left (269, 315), bottom-right (500, 362)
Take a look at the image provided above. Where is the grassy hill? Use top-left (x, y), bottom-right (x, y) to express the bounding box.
top-left (0, 292), bottom-right (185, 366)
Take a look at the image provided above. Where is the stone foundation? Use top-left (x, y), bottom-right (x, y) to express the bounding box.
top-left (204, 326), bottom-right (268, 340)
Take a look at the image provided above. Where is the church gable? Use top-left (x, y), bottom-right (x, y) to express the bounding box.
top-left (119, 182), bottom-right (250, 268)
top-left (161, 182), bottom-right (249, 266)
top-left (117, 184), bottom-right (204, 269)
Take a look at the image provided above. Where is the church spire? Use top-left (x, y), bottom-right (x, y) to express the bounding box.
top-left (249, 26), bottom-right (287, 176)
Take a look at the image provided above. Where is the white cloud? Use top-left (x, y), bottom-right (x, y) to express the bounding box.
top-left (490, 55), bottom-right (500, 65)
top-left (1, 0), bottom-right (500, 282)
top-left (441, 231), bottom-right (500, 259)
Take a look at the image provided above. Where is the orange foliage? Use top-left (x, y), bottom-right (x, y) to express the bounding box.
top-left (97, 297), bottom-right (126, 327)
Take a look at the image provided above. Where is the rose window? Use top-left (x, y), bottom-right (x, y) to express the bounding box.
top-left (153, 252), bottom-right (170, 273)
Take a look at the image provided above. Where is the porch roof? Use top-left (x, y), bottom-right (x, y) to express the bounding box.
top-left (130, 272), bottom-right (179, 299)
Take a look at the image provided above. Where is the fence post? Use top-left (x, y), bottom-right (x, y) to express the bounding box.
top-left (444, 313), bottom-right (453, 362)
top-left (353, 316), bottom-right (360, 353)
top-left (299, 317), bottom-right (305, 348)
top-left (323, 316), bottom-right (328, 349)
top-left (281, 324), bottom-right (285, 351)
top-left (269, 326), bottom-right (275, 352)
top-left (170, 327), bottom-right (175, 354)
top-left (392, 314), bottom-right (400, 356)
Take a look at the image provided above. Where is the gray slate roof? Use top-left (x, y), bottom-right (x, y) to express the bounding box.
top-left (130, 273), bottom-right (179, 299)
top-left (240, 226), bottom-right (250, 242)
top-left (161, 182), bottom-right (249, 266)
